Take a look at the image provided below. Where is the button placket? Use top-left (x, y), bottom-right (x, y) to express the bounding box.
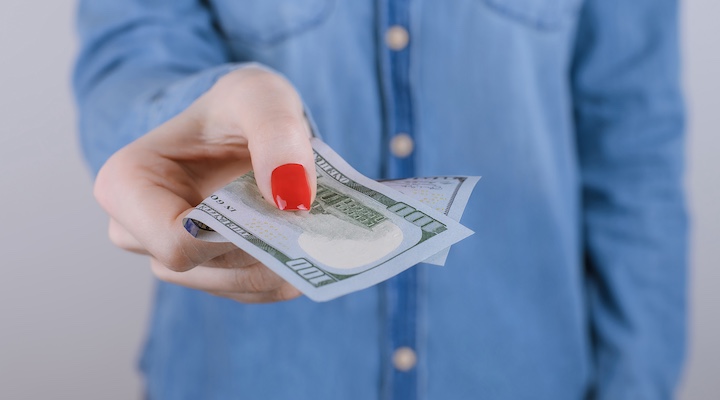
top-left (379, 1), bottom-right (421, 400)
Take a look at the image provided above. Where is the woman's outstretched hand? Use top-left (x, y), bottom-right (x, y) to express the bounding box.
top-left (94, 66), bottom-right (316, 303)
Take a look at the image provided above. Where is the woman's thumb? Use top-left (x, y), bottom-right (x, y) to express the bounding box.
top-left (248, 116), bottom-right (316, 211)
top-left (203, 65), bottom-right (317, 211)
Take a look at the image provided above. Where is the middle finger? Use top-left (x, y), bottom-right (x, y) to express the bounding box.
top-left (150, 257), bottom-right (288, 293)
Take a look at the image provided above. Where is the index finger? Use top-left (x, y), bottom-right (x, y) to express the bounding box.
top-left (94, 115), bottom-right (237, 271)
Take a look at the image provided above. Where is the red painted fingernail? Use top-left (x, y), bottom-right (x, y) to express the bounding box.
top-left (271, 163), bottom-right (311, 211)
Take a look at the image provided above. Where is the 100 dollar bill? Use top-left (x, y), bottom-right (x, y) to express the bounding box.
top-left (191, 175), bottom-right (481, 266)
top-left (184, 138), bottom-right (474, 301)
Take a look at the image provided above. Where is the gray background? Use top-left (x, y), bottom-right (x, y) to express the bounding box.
top-left (0, 1), bottom-right (717, 399)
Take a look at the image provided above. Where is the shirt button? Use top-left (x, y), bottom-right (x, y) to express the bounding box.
top-left (390, 133), bottom-right (414, 158)
top-left (393, 347), bottom-right (417, 371)
top-left (385, 25), bottom-right (409, 51)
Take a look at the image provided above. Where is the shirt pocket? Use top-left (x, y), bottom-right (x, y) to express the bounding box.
top-left (481, 0), bottom-right (582, 30)
top-left (210, 0), bottom-right (335, 46)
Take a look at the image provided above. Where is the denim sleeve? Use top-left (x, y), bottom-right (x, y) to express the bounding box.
top-left (73, 0), bottom-right (243, 175)
top-left (571, 0), bottom-right (688, 398)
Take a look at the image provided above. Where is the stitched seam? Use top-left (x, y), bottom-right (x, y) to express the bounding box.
top-left (481, 0), bottom-right (578, 31)
top-left (222, 0), bottom-right (336, 46)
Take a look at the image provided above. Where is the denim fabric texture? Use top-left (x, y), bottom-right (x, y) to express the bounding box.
top-left (74, 0), bottom-right (688, 399)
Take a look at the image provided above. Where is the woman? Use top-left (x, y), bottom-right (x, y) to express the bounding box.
top-left (75, 0), bottom-right (688, 398)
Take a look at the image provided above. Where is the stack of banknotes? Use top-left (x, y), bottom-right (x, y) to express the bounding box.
top-left (184, 138), bottom-right (479, 301)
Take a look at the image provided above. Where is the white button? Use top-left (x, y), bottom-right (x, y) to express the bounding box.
top-left (393, 347), bottom-right (417, 371)
top-left (385, 25), bottom-right (409, 51)
top-left (390, 133), bottom-right (414, 158)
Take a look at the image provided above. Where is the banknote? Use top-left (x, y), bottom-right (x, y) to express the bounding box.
top-left (190, 175), bottom-right (480, 266)
top-left (183, 138), bottom-right (474, 301)
top-left (382, 176), bottom-right (480, 266)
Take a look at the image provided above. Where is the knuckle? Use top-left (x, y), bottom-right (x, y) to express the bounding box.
top-left (154, 248), bottom-right (195, 272)
top-left (238, 66), bottom-right (285, 88)
top-left (203, 103), bottom-right (243, 136)
top-left (236, 264), bottom-right (271, 293)
top-left (257, 115), bottom-right (305, 138)
top-left (227, 249), bottom-right (254, 267)
top-left (205, 248), bottom-right (248, 269)
top-left (216, 66), bottom-right (288, 101)
top-left (271, 285), bottom-right (301, 302)
top-left (245, 272), bottom-right (266, 293)
top-left (107, 224), bottom-right (132, 251)
top-left (233, 267), bottom-right (247, 292)
top-left (93, 152), bottom-right (128, 213)
top-left (247, 70), bottom-right (283, 89)
top-left (93, 169), bottom-right (112, 211)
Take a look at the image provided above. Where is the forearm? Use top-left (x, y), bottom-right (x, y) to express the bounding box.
top-left (572, 0), bottom-right (688, 398)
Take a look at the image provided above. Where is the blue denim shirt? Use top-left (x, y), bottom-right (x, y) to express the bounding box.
top-left (74, 0), bottom-right (688, 399)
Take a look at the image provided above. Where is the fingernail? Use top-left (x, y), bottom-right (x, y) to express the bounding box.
top-left (183, 219), bottom-right (200, 237)
top-left (271, 163), bottom-right (311, 211)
